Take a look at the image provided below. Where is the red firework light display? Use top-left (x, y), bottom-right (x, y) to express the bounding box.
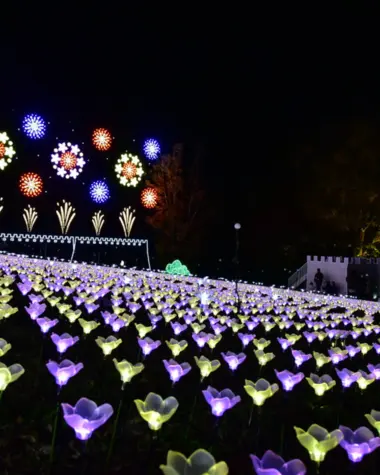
top-left (0, 143), bottom-right (4, 158)
top-left (92, 128), bottom-right (112, 151)
top-left (60, 152), bottom-right (77, 170)
top-left (19, 172), bottom-right (43, 198)
top-left (141, 187), bottom-right (158, 209)
top-left (122, 162), bottom-right (137, 179)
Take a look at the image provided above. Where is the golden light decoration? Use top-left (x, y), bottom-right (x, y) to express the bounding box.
top-left (141, 187), bottom-right (158, 209)
top-left (115, 152), bottom-right (144, 187)
top-left (92, 210), bottom-right (105, 236)
top-left (19, 172), bottom-right (43, 198)
top-left (119, 206), bottom-right (135, 237)
top-left (56, 200), bottom-right (76, 234)
top-left (92, 128), bottom-right (112, 151)
top-left (0, 132), bottom-right (16, 171)
top-left (23, 205), bottom-right (38, 232)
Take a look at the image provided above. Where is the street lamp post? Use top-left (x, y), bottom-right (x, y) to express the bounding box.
top-left (233, 223), bottom-right (241, 312)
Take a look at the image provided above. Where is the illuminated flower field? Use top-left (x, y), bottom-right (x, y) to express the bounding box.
top-left (1, 254), bottom-right (380, 474)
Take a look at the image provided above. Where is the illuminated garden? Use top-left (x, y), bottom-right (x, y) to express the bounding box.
top-left (1, 114), bottom-right (380, 474)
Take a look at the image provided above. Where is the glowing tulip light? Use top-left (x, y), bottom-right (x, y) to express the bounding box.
top-left (22, 113), bottom-right (46, 139)
top-left (135, 392), bottom-right (178, 431)
top-left (143, 138), bottom-right (160, 160)
top-left (19, 172), bottom-right (43, 198)
top-left (0, 132), bottom-right (16, 171)
top-left (92, 128), bottom-right (112, 151)
top-left (89, 180), bottom-right (110, 203)
top-left (51, 142), bottom-right (86, 179)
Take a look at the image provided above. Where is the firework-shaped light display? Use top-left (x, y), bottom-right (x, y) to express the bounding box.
top-left (92, 211), bottom-right (105, 236)
top-left (89, 180), bottom-right (110, 204)
top-left (51, 142), bottom-right (85, 179)
top-left (115, 153), bottom-right (144, 187)
top-left (56, 200), bottom-right (76, 234)
top-left (0, 197), bottom-right (3, 215)
top-left (143, 138), bottom-right (160, 161)
top-left (19, 172), bottom-right (43, 198)
top-left (23, 205), bottom-right (38, 232)
top-left (119, 206), bottom-right (135, 237)
top-left (92, 128), bottom-right (112, 151)
top-left (141, 187), bottom-right (158, 209)
top-left (22, 114), bottom-right (46, 139)
top-left (0, 132), bottom-right (16, 171)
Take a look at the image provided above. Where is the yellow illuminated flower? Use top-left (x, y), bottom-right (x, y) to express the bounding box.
top-left (135, 323), bottom-right (153, 338)
top-left (313, 352), bottom-right (330, 369)
top-left (160, 449), bottom-right (229, 475)
top-left (244, 378), bottom-right (279, 406)
top-left (113, 358), bottom-right (144, 384)
top-left (135, 392), bottom-right (178, 430)
top-left (194, 356), bottom-right (220, 380)
top-left (306, 373), bottom-right (336, 396)
top-left (0, 338), bottom-right (11, 357)
top-left (0, 362), bottom-right (25, 391)
top-left (95, 336), bottom-right (122, 356)
top-left (65, 309), bottom-right (82, 324)
top-left (78, 318), bottom-right (100, 334)
top-left (253, 338), bottom-right (271, 350)
top-left (365, 410), bottom-right (380, 434)
top-left (254, 350), bottom-right (275, 366)
top-left (166, 339), bottom-right (188, 357)
top-left (207, 334), bottom-right (222, 349)
top-left (294, 424), bottom-right (343, 462)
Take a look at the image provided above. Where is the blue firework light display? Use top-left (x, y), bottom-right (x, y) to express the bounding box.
top-left (89, 180), bottom-right (110, 204)
top-left (22, 114), bottom-right (46, 139)
top-left (143, 138), bottom-right (160, 161)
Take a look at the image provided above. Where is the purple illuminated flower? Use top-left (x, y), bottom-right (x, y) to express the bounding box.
top-left (374, 343), bottom-right (380, 354)
top-left (238, 332), bottom-right (254, 348)
top-left (138, 337), bottom-right (161, 356)
top-left (202, 386), bottom-right (241, 417)
top-left (211, 322), bottom-right (227, 335)
top-left (291, 350), bottom-right (312, 367)
top-left (36, 317), bottom-right (59, 334)
top-left (110, 318), bottom-right (125, 332)
top-left (336, 368), bottom-right (360, 388)
top-left (46, 359), bottom-right (83, 386)
top-left (221, 351), bottom-right (246, 371)
top-left (328, 348), bottom-right (348, 365)
top-left (170, 322), bottom-right (187, 335)
top-left (339, 426), bottom-right (380, 462)
top-left (74, 296), bottom-right (85, 306)
top-left (84, 303), bottom-right (99, 314)
top-left (192, 332), bottom-right (209, 348)
top-left (303, 331), bottom-right (317, 344)
top-left (367, 364), bottom-right (380, 380)
top-left (25, 302), bottom-right (46, 320)
top-left (163, 359), bottom-right (191, 383)
top-left (28, 293), bottom-right (44, 304)
top-left (51, 333), bottom-right (79, 354)
top-left (250, 450), bottom-right (306, 475)
top-left (275, 369), bottom-right (304, 391)
top-left (128, 302), bottom-right (141, 314)
top-left (346, 345), bottom-right (360, 358)
top-left (17, 282), bottom-right (32, 295)
top-left (277, 338), bottom-right (294, 350)
top-left (61, 397), bottom-right (113, 440)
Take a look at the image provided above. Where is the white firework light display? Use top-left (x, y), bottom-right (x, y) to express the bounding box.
top-left (0, 132), bottom-right (16, 171)
top-left (51, 142), bottom-right (86, 179)
top-left (115, 152), bottom-right (144, 187)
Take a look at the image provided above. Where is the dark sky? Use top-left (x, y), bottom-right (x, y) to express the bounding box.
top-left (0, 5), bottom-right (380, 274)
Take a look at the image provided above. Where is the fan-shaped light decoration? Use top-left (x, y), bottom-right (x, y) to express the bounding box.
top-left (143, 138), bottom-right (160, 161)
top-left (0, 197), bottom-right (3, 215)
top-left (141, 187), bottom-right (158, 209)
top-left (22, 114), bottom-right (46, 139)
top-left (92, 211), bottom-right (105, 236)
top-left (89, 180), bottom-right (110, 204)
top-left (119, 206), bottom-right (135, 237)
top-left (92, 128), bottom-right (112, 151)
top-left (0, 132), bottom-right (16, 171)
top-left (56, 200), bottom-right (76, 234)
top-left (115, 153), bottom-right (144, 187)
top-left (23, 205), bottom-right (38, 232)
top-left (51, 142), bottom-right (85, 179)
top-left (19, 172), bottom-right (43, 198)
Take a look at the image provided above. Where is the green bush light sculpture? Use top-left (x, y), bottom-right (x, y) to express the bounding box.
top-left (294, 424), bottom-right (343, 463)
top-left (134, 393), bottom-right (179, 431)
top-left (160, 449), bottom-right (229, 475)
top-left (165, 260), bottom-right (191, 276)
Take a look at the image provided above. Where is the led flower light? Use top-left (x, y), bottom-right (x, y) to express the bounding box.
top-left (253, 338), bottom-right (271, 350)
top-left (306, 373), bottom-right (336, 396)
top-left (141, 187), bottom-right (158, 209)
top-left (0, 131), bottom-right (16, 170)
top-left (313, 352), bottom-right (331, 369)
top-left (202, 386), bottom-right (241, 417)
top-left (51, 142), bottom-right (86, 179)
top-left (357, 370), bottom-right (375, 390)
top-left (328, 347), bottom-right (348, 365)
top-left (221, 351), bottom-right (246, 371)
top-left (89, 180), bottom-right (110, 204)
top-left (65, 309), bottom-right (81, 324)
top-left (36, 317), bottom-right (59, 334)
top-left (95, 336), bottom-right (122, 356)
top-left (250, 450), bottom-right (306, 475)
top-left (0, 362), bottom-right (25, 391)
top-left (92, 128), bottom-right (112, 151)
top-left (138, 337), bottom-right (161, 356)
top-left (163, 359), bottom-right (191, 383)
top-left (335, 368), bottom-right (361, 388)
top-left (194, 356), bottom-right (221, 380)
top-left (244, 379), bottom-right (279, 406)
top-left (339, 426), bottom-right (380, 462)
top-left (238, 332), bottom-right (254, 348)
top-left (254, 349), bottom-right (275, 366)
top-left (113, 358), bottom-right (144, 384)
top-left (160, 449), bottom-right (229, 475)
top-left (115, 152), bottom-right (144, 187)
top-left (19, 172), bottom-right (43, 198)
top-left (143, 138), bottom-right (160, 160)
top-left (46, 359), bottom-right (84, 387)
top-left (295, 424), bottom-right (343, 463)
top-left (22, 113), bottom-right (46, 139)
top-left (166, 339), bottom-right (188, 357)
top-left (51, 333), bottom-right (79, 354)
top-left (25, 302), bottom-right (46, 320)
top-left (78, 318), bottom-right (100, 334)
top-left (275, 369), bottom-right (304, 391)
top-left (0, 338), bottom-right (11, 357)
top-left (134, 392), bottom-right (179, 431)
top-left (365, 410), bottom-right (380, 434)
top-left (292, 349), bottom-right (312, 367)
top-left (62, 397), bottom-right (113, 440)
top-left (0, 304), bottom-right (18, 319)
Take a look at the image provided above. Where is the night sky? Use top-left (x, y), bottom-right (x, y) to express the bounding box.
top-left (1, 5), bottom-right (380, 280)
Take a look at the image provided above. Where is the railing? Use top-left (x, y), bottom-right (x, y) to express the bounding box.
top-left (288, 262), bottom-right (307, 288)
